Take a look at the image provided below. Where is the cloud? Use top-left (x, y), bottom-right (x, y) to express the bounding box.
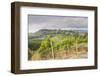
top-left (28, 15), bottom-right (88, 33)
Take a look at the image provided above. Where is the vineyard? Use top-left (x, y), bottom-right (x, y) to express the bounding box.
top-left (28, 29), bottom-right (88, 60)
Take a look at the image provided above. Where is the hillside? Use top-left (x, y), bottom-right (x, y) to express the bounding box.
top-left (29, 29), bottom-right (87, 39)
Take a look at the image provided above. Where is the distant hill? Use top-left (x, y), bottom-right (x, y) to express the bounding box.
top-left (28, 29), bottom-right (87, 39)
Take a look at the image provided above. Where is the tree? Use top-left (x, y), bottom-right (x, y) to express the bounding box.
top-left (73, 32), bottom-right (79, 54)
top-left (61, 36), bottom-right (74, 55)
top-left (37, 35), bottom-right (56, 59)
top-left (50, 39), bottom-right (55, 59)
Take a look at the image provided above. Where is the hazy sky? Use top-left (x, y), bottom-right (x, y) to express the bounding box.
top-left (28, 15), bottom-right (88, 33)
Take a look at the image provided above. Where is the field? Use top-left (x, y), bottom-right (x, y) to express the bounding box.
top-left (28, 29), bottom-right (88, 60)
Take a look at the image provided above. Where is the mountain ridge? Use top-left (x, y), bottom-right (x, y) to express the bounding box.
top-left (29, 29), bottom-right (88, 39)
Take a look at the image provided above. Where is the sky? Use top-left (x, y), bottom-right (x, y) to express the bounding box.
top-left (28, 15), bottom-right (88, 33)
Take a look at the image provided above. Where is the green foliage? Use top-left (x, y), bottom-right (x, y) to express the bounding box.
top-left (38, 35), bottom-right (51, 52)
top-left (28, 39), bottom-right (41, 51)
top-left (28, 31), bottom-right (88, 60)
top-left (28, 48), bottom-right (33, 60)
